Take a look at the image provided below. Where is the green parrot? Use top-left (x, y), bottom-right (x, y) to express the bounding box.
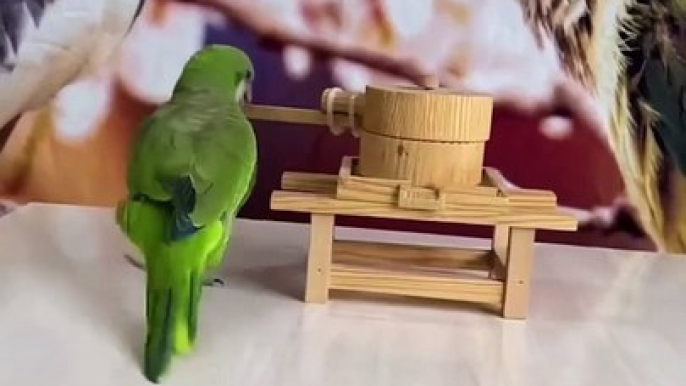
top-left (115, 44), bottom-right (257, 382)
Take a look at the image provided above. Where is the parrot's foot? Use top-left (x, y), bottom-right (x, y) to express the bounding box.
top-left (203, 277), bottom-right (225, 287)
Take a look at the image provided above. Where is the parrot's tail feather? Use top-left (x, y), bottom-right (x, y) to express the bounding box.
top-left (144, 272), bottom-right (202, 383)
top-left (187, 270), bottom-right (204, 344)
top-left (144, 288), bottom-right (176, 383)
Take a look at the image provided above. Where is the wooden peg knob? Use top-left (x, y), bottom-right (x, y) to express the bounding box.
top-left (419, 75), bottom-right (439, 89)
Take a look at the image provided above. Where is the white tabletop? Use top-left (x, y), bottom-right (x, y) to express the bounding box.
top-left (1, 203), bottom-right (685, 386)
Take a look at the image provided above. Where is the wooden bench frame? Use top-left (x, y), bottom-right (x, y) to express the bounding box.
top-left (271, 157), bottom-right (577, 319)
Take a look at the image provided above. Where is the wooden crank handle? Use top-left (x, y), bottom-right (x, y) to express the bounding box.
top-left (242, 90), bottom-right (364, 138)
top-left (320, 87), bottom-right (364, 137)
top-left (243, 104), bottom-right (335, 126)
top-left (243, 76), bottom-right (438, 135)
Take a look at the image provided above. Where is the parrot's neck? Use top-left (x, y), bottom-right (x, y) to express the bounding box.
top-left (170, 86), bottom-right (238, 108)
top-left (169, 87), bottom-right (245, 124)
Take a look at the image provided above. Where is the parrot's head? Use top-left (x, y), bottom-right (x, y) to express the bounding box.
top-left (173, 44), bottom-right (255, 104)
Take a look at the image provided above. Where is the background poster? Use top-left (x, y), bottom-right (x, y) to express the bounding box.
top-left (0, 0), bottom-right (670, 252)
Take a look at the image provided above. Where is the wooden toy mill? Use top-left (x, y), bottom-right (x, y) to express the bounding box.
top-left (245, 81), bottom-right (577, 319)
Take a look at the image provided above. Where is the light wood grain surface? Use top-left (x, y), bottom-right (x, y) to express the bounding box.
top-left (1, 203), bottom-right (685, 385)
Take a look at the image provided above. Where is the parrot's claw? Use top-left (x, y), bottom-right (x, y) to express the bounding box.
top-left (203, 277), bottom-right (225, 287)
top-left (123, 254), bottom-right (145, 270)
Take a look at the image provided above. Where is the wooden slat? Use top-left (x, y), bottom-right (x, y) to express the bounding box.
top-left (332, 240), bottom-right (493, 272)
top-left (337, 179), bottom-right (396, 202)
top-left (330, 264), bottom-right (504, 304)
top-left (342, 156), bottom-right (498, 197)
top-left (271, 190), bottom-right (578, 231)
top-left (281, 172), bottom-right (336, 193)
top-left (443, 185), bottom-right (499, 197)
top-left (482, 167), bottom-right (512, 193)
top-left (337, 182), bottom-right (512, 210)
top-left (283, 171), bottom-right (556, 213)
top-left (484, 167), bottom-right (557, 207)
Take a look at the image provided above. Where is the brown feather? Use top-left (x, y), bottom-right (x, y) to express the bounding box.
top-left (520, 0), bottom-right (686, 253)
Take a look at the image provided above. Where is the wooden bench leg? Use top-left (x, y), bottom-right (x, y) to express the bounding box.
top-left (502, 227), bottom-right (536, 319)
top-left (305, 214), bottom-right (335, 303)
top-left (490, 225), bottom-right (510, 280)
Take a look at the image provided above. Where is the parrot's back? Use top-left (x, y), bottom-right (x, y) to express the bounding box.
top-left (128, 89), bottom-right (257, 234)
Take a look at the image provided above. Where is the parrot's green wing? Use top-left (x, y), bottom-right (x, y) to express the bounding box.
top-left (127, 99), bottom-right (257, 241)
top-left (180, 113), bottom-right (257, 226)
top-left (239, 166), bottom-right (257, 209)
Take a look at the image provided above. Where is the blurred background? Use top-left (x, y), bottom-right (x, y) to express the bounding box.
top-left (0, 0), bottom-right (655, 251)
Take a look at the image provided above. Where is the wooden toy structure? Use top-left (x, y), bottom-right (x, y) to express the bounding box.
top-left (245, 84), bottom-right (577, 319)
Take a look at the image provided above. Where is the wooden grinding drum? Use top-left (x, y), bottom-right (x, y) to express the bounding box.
top-left (358, 85), bottom-right (493, 188)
